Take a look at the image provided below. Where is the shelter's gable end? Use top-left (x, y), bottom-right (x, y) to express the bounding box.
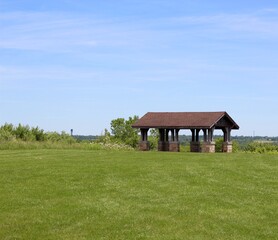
top-left (214, 116), bottom-right (233, 128)
top-left (214, 112), bottom-right (239, 129)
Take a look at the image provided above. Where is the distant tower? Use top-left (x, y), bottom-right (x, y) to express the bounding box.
top-left (71, 129), bottom-right (73, 136)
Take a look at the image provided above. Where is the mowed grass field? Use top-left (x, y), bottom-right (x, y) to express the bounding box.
top-left (0, 150), bottom-right (277, 240)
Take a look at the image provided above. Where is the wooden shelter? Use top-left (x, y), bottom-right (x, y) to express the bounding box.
top-left (132, 112), bottom-right (239, 153)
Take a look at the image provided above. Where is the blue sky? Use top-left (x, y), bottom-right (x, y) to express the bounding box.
top-left (1, 0), bottom-right (278, 136)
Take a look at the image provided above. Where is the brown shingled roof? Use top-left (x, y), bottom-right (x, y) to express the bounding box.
top-left (132, 112), bottom-right (239, 129)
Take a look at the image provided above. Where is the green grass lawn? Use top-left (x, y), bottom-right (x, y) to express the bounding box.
top-left (0, 150), bottom-right (277, 239)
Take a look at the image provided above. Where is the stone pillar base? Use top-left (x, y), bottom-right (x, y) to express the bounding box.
top-left (139, 141), bottom-right (150, 151)
top-left (169, 141), bottom-right (180, 152)
top-left (222, 142), bottom-right (233, 153)
top-left (202, 142), bottom-right (215, 153)
top-left (158, 141), bottom-right (169, 151)
top-left (190, 142), bottom-right (201, 152)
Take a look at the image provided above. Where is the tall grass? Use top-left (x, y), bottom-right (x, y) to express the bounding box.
top-left (0, 140), bottom-right (134, 151)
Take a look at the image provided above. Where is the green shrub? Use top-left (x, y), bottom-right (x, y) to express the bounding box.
top-left (215, 138), bottom-right (223, 152)
top-left (232, 140), bottom-right (240, 152)
top-left (31, 127), bottom-right (45, 141)
top-left (244, 142), bottom-right (278, 154)
top-left (0, 123), bottom-right (77, 149)
top-left (0, 129), bottom-right (15, 142)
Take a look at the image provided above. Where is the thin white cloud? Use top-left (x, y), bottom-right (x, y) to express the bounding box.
top-left (259, 8), bottom-right (278, 14)
top-left (1, 9), bottom-right (278, 54)
top-left (0, 65), bottom-right (100, 83)
top-left (0, 11), bottom-right (153, 52)
top-left (171, 12), bottom-right (278, 38)
top-left (0, 11), bottom-right (104, 51)
top-left (1, 9), bottom-right (278, 86)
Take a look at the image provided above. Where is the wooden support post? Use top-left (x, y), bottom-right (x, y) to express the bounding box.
top-left (175, 129), bottom-right (179, 141)
top-left (222, 127), bottom-right (232, 153)
top-left (190, 128), bottom-right (200, 152)
top-left (191, 129), bottom-right (195, 142)
top-left (169, 129), bottom-right (180, 152)
top-left (227, 128), bottom-right (231, 142)
top-left (196, 129), bottom-right (200, 142)
top-left (139, 128), bottom-right (150, 151)
top-left (223, 128), bottom-right (227, 142)
top-left (165, 129), bottom-right (169, 142)
top-left (203, 129), bottom-right (208, 142)
top-left (208, 127), bottom-right (214, 142)
top-left (159, 129), bottom-right (164, 141)
top-left (158, 129), bottom-right (169, 151)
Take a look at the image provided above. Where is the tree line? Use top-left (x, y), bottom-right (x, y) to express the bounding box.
top-left (0, 123), bottom-right (75, 144)
top-left (1, 117), bottom-right (278, 153)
